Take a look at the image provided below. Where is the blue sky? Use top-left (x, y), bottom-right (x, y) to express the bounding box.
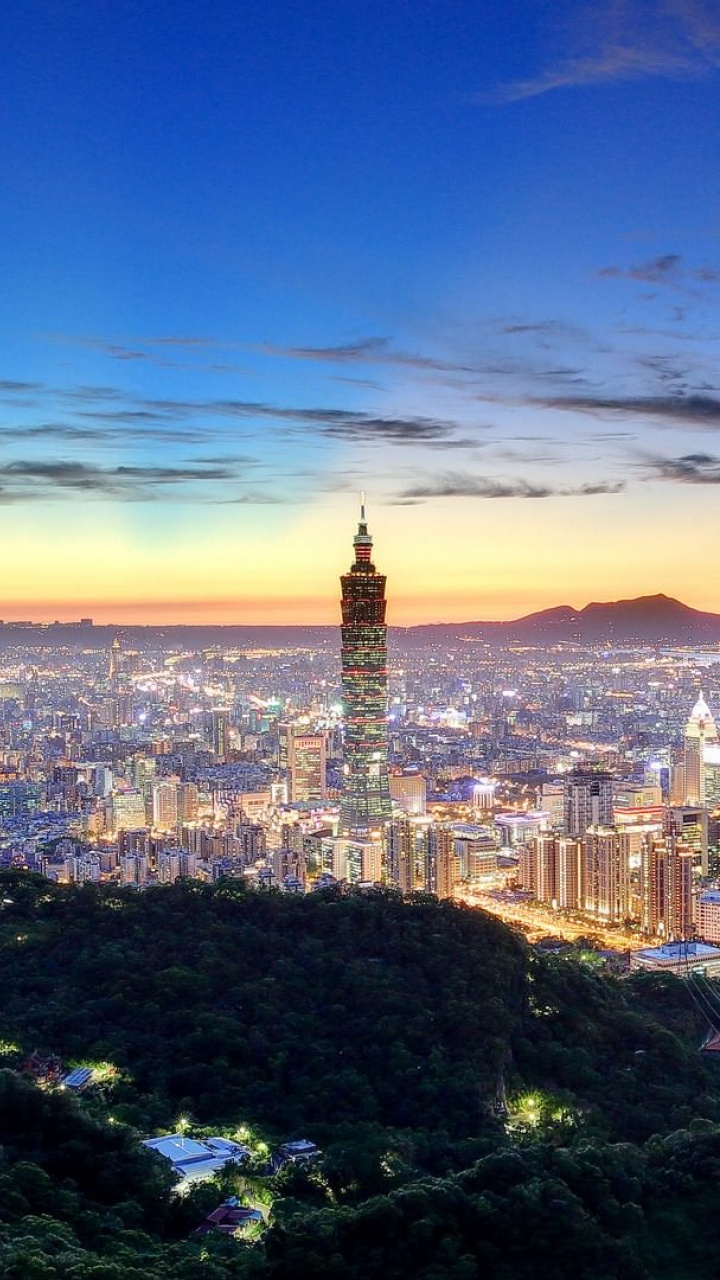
top-left (3, 0), bottom-right (720, 621)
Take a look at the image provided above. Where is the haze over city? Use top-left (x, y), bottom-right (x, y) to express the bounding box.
top-left (5, 0), bottom-right (720, 623)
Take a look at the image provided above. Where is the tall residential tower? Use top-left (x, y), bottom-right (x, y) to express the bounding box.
top-left (339, 500), bottom-right (391, 838)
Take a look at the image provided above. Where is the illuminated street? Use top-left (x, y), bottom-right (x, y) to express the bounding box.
top-left (456, 887), bottom-right (641, 951)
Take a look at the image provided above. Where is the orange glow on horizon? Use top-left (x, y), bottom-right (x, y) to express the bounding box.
top-left (3, 587), bottom-right (720, 628)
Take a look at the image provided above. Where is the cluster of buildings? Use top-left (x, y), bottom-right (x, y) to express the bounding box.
top-left (1, 507), bottom-right (720, 947)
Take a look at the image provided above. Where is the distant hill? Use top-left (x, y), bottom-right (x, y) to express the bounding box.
top-left (402, 594), bottom-right (720, 646)
top-left (0, 594), bottom-right (719, 648)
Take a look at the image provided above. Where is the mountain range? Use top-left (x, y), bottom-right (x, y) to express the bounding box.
top-left (403, 593), bottom-right (720, 646)
top-left (0, 594), bottom-right (718, 648)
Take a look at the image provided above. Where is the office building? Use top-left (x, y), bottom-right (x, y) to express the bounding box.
top-left (564, 764), bottom-right (613, 838)
top-left (281, 725), bottom-right (328, 802)
top-left (339, 500), bottom-right (391, 838)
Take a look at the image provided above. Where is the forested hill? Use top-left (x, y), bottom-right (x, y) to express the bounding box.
top-left (1, 874), bottom-right (720, 1278)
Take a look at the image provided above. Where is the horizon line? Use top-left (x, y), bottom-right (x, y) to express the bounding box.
top-left (0, 590), bottom-right (713, 630)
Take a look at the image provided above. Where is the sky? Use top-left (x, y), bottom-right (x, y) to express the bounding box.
top-left (3, 0), bottom-right (720, 625)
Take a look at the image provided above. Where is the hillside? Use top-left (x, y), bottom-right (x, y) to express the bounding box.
top-left (1, 875), bottom-right (720, 1278)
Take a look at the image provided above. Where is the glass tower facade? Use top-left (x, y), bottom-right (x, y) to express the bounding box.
top-left (339, 503), bottom-right (391, 838)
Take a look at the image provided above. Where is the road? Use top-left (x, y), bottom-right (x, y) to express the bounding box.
top-left (455, 887), bottom-right (640, 951)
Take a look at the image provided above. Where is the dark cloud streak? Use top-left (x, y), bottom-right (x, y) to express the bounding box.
top-left (644, 452), bottom-right (720, 483)
top-left (398, 473), bottom-right (625, 501)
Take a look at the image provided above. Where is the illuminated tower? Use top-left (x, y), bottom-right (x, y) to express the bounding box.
top-left (339, 499), bottom-right (391, 838)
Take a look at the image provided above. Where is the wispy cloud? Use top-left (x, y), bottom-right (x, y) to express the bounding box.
top-left (530, 392), bottom-right (720, 427)
top-left (261, 336), bottom-right (481, 377)
top-left (0, 460), bottom-right (239, 502)
top-left (396, 473), bottom-right (625, 501)
top-left (124, 396), bottom-right (475, 445)
top-left (483, 1), bottom-right (720, 102)
top-left (0, 380), bottom-right (44, 393)
top-left (599, 253), bottom-right (720, 287)
top-left (599, 254), bottom-right (683, 284)
top-left (644, 451), bottom-right (720, 482)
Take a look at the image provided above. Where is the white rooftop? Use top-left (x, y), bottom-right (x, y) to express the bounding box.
top-left (143, 1133), bottom-right (249, 1184)
top-left (633, 941), bottom-right (720, 964)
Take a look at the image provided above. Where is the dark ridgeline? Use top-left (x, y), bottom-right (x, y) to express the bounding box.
top-left (339, 500), bottom-right (391, 838)
top-left (1, 592), bottom-right (719, 651)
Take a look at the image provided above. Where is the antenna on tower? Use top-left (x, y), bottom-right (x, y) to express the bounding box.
top-left (360, 490), bottom-right (366, 522)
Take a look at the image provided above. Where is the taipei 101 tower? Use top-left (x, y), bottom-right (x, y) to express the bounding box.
top-left (339, 498), bottom-right (391, 838)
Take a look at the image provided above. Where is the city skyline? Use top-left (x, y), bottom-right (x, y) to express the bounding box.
top-left (5, 1), bottom-right (720, 623)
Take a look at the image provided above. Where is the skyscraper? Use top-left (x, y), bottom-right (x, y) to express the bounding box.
top-left (339, 500), bottom-right (391, 838)
top-left (683, 691), bottom-right (717, 806)
top-left (564, 763), bottom-right (613, 838)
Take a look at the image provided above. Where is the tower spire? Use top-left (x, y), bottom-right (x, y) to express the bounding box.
top-left (353, 493), bottom-right (373, 564)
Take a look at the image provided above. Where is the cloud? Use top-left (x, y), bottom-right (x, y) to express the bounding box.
top-left (145, 335), bottom-right (217, 348)
top-left (483, 1), bottom-right (720, 102)
top-left (0, 423), bottom-right (109, 443)
top-left (262, 337), bottom-right (481, 377)
top-left (644, 451), bottom-right (720, 482)
top-left (599, 254), bottom-right (683, 283)
top-left (531, 392), bottom-right (720, 427)
top-left (397, 473), bottom-right (625, 501)
top-left (599, 253), bottom-right (720, 286)
top-left (493, 319), bottom-right (588, 340)
top-left (0, 420), bottom-right (219, 446)
top-left (61, 385), bottom-right (127, 403)
top-left (128, 395), bottom-right (473, 445)
top-left (0, 460), bottom-right (238, 501)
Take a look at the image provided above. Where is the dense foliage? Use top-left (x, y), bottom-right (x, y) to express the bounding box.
top-left (0, 872), bottom-right (719, 1277)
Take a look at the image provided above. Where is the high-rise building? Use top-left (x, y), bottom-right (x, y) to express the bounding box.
top-left (683, 692), bottom-right (718, 806)
top-left (564, 764), bottom-right (613, 838)
top-left (427, 825), bottom-right (461, 900)
top-left (641, 834), bottom-right (694, 941)
top-left (584, 826), bottom-right (632, 924)
top-left (112, 789), bottom-right (147, 834)
top-left (339, 500), bottom-right (391, 838)
top-left (177, 782), bottom-right (199, 825)
top-left (280, 723), bottom-right (329, 802)
top-left (667, 804), bottom-right (708, 876)
top-left (385, 815), bottom-right (430, 892)
top-left (211, 708), bottom-right (231, 759)
top-left (522, 834), bottom-right (584, 910)
top-left (152, 781), bottom-right (178, 831)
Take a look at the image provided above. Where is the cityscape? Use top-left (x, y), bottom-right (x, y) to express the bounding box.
top-left (1, 502), bottom-right (720, 974)
top-left (7, 1), bottom-right (720, 1275)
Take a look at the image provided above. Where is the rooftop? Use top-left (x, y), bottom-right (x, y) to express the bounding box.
top-left (143, 1133), bottom-right (250, 1184)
